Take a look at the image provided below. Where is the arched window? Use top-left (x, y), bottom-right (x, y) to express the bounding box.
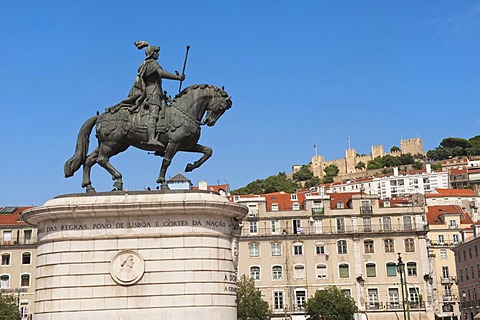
top-left (366, 263), bottom-right (376, 277)
top-left (294, 265), bottom-right (305, 279)
top-left (339, 263), bottom-right (350, 278)
top-left (316, 264), bottom-right (327, 279)
top-left (271, 242), bottom-right (282, 256)
top-left (20, 274), bottom-right (30, 287)
top-left (22, 252), bottom-right (31, 265)
top-left (1, 253), bottom-right (10, 266)
top-left (272, 265), bottom-right (283, 280)
top-left (407, 262), bottom-right (417, 276)
top-left (0, 274), bottom-right (10, 289)
top-left (386, 262), bottom-right (397, 277)
top-left (250, 266), bottom-right (260, 280)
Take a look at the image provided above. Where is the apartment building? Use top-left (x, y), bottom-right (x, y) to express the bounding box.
top-left (426, 189), bottom-right (480, 223)
top-left (0, 206), bottom-right (36, 319)
top-left (233, 191), bottom-right (432, 319)
top-left (453, 225), bottom-right (480, 320)
top-left (328, 165), bottom-right (449, 200)
top-left (426, 205), bottom-right (474, 320)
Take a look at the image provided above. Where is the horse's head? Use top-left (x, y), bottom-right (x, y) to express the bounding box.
top-left (202, 87), bottom-right (232, 126)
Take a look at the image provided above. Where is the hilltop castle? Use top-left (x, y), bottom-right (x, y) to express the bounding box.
top-left (310, 137), bottom-right (424, 179)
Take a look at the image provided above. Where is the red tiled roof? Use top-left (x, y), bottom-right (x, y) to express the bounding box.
top-left (329, 192), bottom-right (357, 208)
top-left (263, 191), bottom-right (307, 211)
top-left (0, 207), bottom-right (32, 226)
top-left (426, 205), bottom-right (474, 225)
top-left (450, 167), bottom-right (468, 175)
top-left (425, 188), bottom-right (475, 198)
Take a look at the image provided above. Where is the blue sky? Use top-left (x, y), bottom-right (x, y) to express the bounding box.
top-left (1, 1), bottom-right (480, 205)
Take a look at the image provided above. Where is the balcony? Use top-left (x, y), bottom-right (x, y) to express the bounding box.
top-left (311, 207), bottom-right (324, 215)
top-left (360, 206), bottom-right (373, 215)
top-left (366, 302), bottom-right (383, 310)
top-left (385, 302), bottom-right (402, 310)
top-left (440, 276), bottom-right (456, 285)
top-left (240, 223), bottom-right (426, 237)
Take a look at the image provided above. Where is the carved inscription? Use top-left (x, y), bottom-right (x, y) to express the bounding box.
top-left (37, 218), bottom-right (229, 235)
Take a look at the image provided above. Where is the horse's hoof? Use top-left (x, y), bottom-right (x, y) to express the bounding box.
top-left (86, 186), bottom-right (96, 193)
top-left (160, 183), bottom-right (170, 190)
top-left (113, 181), bottom-right (123, 190)
top-left (185, 164), bottom-right (194, 172)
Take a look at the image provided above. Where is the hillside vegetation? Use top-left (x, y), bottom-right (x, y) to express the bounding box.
top-left (230, 136), bottom-right (479, 195)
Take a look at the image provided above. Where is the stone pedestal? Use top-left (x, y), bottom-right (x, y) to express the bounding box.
top-left (23, 191), bottom-right (247, 320)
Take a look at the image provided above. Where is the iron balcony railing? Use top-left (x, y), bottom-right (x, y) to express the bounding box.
top-left (241, 224), bottom-right (425, 237)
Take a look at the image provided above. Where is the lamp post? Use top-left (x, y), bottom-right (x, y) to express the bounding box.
top-left (397, 253), bottom-right (411, 320)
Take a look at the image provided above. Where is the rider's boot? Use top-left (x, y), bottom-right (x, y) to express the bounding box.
top-left (146, 118), bottom-right (164, 147)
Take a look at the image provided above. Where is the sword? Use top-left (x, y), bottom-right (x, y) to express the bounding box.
top-left (178, 45), bottom-right (190, 92)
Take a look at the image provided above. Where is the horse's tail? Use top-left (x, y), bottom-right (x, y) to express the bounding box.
top-left (64, 115), bottom-right (98, 178)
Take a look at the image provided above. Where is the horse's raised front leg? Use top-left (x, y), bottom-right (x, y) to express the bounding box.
top-left (97, 142), bottom-right (128, 191)
top-left (184, 143), bottom-right (212, 172)
top-left (82, 147), bottom-right (99, 193)
top-left (157, 142), bottom-right (179, 190)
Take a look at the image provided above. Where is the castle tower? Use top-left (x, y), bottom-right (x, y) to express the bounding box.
top-left (311, 155), bottom-right (325, 179)
top-left (345, 148), bottom-right (357, 174)
top-left (401, 137), bottom-right (425, 155)
top-left (371, 145), bottom-right (384, 159)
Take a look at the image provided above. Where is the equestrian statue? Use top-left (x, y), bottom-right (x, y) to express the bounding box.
top-left (64, 41), bottom-right (232, 192)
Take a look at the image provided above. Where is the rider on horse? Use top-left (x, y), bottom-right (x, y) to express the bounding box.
top-left (112, 41), bottom-right (185, 147)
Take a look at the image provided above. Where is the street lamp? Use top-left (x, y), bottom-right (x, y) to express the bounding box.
top-left (397, 253), bottom-right (411, 320)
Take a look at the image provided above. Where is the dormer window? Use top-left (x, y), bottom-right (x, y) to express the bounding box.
top-left (291, 194), bottom-right (298, 201)
top-left (271, 203), bottom-right (279, 211)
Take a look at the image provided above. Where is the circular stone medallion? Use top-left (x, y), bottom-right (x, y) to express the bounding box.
top-left (110, 250), bottom-right (145, 286)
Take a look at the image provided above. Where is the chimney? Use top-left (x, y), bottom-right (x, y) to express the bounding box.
top-left (426, 163), bottom-right (431, 173)
top-left (198, 180), bottom-right (208, 191)
top-left (393, 167), bottom-right (399, 177)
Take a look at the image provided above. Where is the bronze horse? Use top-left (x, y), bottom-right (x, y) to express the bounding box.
top-left (64, 84), bottom-right (232, 192)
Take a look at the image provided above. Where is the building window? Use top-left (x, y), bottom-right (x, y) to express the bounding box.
top-left (388, 288), bottom-right (400, 308)
top-left (386, 262), bottom-right (397, 277)
top-left (291, 194), bottom-right (298, 201)
top-left (294, 265), bottom-right (305, 279)
top-left (364, 240), bottom-right (374, 253)
top-left (409, 287), bottom-right (419, 305)
top-left (366, 263), bottom-right (377, 277)
top-left (405, 238), bottom-right (415, 252)
top-left (271, 242), bottom-right (282, 256)
top-left (316, 264), bottom-right (327, 279)
top-left (336, 218), bottom-right (345, 232)
top-left (271, 219), bottom-right (279, 234)
top-left (368, 288), bottom-right (379, 308)
top-left (293, 243), bottom-right (304, 255)
top-left (407, 262), bottom-right (417, 276)
top-left (438, 235), bottom-right (445, 244)
top-left (336, 201), bottom-right (344, 209)
top-left (403, 216), bottom-right (412, 231)
top-left (250, 266), bottom-right (260, 280)
top-left (273, 291), bottom-right (284, 309)
top-left (341, 289), bottom-right (352, 297)
top-left (272, 266), bottom-right (283, 280)
top-left (2, 231), bottom-right (12, 245)
top-left (469, 247), bottom-right (473, 259)
top-left (384, 239), bottom-right (395, 253)
top-left (315, 243), bottom-right (326, 255)
top-left (249, 221), bottom-right (258, 234)
top-left (449, 220), bottom-right (457, 229)
top-left (1, 253), bottom-right (10, 266)
top-left (20, 274), bottom-right (30, 287)
top-left (363, 217), bottom-right (372, 232)
top-left (24, 230), bottom-right (32, 244)
top-left (337, 240), bottom-right (348, 254)
top-left (383, 217), bottom-right (392, 231)
top-left (249, 243), bottom-right (259, 257)
top-left (295, 290), bottom-right (306, 309)
top-left (293, 219), bottom-right (303, 234)
top-left (453, 234), bottom-right (459, 244)
top-left (271, 203), bottom-right (279, 211)
top-left (440, 249), bottom-right (448, 259)
top-left (22, 252), bottom-right (31, 265)
top-left (339, 264), bottom-right (350, 278)
top-left (292, 203), bottom-right (300, 211)
top-left (0, 274), bottom-right (9, 289)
